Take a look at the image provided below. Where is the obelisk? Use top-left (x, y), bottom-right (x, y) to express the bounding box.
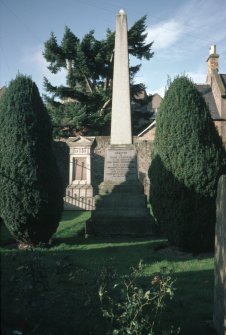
top-left (86, 10), bottom-right (151, 236)
top-left (111, 9), bottom-right (132, 145)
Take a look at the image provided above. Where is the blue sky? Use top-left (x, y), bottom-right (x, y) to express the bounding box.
top-left (0, 0), bottom-right (226, 97)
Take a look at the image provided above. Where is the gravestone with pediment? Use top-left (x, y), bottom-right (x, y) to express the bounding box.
top-left (85, 10), bottom-right (151, 235)
top-left (64, 136), bottom-right (95, 210)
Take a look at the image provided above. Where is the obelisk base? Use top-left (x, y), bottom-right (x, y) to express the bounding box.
top-left (86, 145), bottom-right (152, 236)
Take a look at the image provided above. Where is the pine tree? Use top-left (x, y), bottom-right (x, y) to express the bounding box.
top-left (149, 76), bottom-right (226, 252)
top-left (43, 16), bottom-right (154, 136)
top-left (0, 75), bottom-right (63, 247)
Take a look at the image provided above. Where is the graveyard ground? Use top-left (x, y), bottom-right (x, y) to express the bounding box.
top-left (1, 211), bottom-right (216, 335)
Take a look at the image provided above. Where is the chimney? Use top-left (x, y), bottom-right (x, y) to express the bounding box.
top-left (207, 44), bottom-right (219, 73)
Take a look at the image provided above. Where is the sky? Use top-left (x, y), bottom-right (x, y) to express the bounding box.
top-left (0, 0), bottom-right (226, 97)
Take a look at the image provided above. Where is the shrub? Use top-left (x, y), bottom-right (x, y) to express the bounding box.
top-left (98, 261), bottom-right (178, 335)
top-left (0, 75), bottom-right (63, 246)
top-left (149, 76), bottom-right (226, 252)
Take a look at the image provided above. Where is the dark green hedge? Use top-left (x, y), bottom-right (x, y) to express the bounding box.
top-left (0, 75), bottom-right (63, 246)
top-left (149, 76), bottom-right (226, 252)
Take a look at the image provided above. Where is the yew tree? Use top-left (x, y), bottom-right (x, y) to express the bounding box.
top-left (149, 76), bottom-right (226, 252)
top-left (0, 75), bottom-right (63, 247)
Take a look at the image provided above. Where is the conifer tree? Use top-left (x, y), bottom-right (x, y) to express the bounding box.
top-left (0, 75), bottom-right (63, 247)
top-left (43, 16), bottom-right (154, 136)
top-left (149, 76), bottom-right (226, 252)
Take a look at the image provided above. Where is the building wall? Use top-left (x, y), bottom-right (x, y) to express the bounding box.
top-left (211, 71), bottom-right (226, 144)
top-left (215, 120), bottom-right (226, 145)
top-left (211, 74), bottom-right (222, 114)
top-left (139, 128), bottom-right (156, 141)
top-left (220, 98), bottom-right (226, 144)
top-left (151, 94), bottom-right (162, 109)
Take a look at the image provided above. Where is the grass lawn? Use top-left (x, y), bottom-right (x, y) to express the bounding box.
top-left (1, 211), bottom-right (216, 335)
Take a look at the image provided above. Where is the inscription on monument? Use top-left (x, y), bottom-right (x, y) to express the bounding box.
top-left (71, 147), bottom-right (90, 155)
top-left (104, 149), bottom-right (137, 182)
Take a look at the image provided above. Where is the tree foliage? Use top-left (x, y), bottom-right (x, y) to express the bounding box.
top-left (43, 16), bottom-right (154, 136)
top-left (149, 76), bottom-right (226, 252)
top-left (0, 75), bottom-right (63, 246)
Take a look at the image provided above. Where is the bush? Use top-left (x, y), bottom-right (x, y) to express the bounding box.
top-left (0, 75), bottom-right (63, 246)
top-left (98, 261), bottom-right (178, 335)
top-left (149, 76), bottom-right (226, 252)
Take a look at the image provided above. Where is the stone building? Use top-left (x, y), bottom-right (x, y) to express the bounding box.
top-left (197, 45), bottom-right (226, 144)
top-left (131, 90), bottom-right (162, 133)
top-left (139, 45), bottom-right (226, 146)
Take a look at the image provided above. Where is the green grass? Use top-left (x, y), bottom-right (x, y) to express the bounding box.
top-left (1, 211), bottom-right (216, 335)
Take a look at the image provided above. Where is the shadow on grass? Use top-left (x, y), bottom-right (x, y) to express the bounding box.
top-left (1, 244), bottom-right (215, 335)
top-left (169, 269), bottom-right (216, 335)
top-left (60, 210), bottom-right (87, 222)
top-left (1, 211), bottom-right (216, 334)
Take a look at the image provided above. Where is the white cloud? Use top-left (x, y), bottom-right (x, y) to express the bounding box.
top-left (146, 0), bottom-right (226, 56)
top-left (22, 46), bottom-right (67, 93)
top-left (147, 20), bottom-right (184, 51)
top-left (186, 71), bottom-right (206, 84)
top-left (23, 47), bottom-right (45, 66)
top-left (148, 85), bottom-right (166, 98)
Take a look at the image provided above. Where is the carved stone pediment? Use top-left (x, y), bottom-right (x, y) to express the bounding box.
top-left (68, 136), bottom-right (95, 147)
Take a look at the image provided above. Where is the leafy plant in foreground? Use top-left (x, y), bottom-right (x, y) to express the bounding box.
top-left (98, 261), bottom-right (179, 335)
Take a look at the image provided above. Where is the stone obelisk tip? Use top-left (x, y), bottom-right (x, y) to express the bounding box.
top-left (119, 9), bottom-right (125, 15)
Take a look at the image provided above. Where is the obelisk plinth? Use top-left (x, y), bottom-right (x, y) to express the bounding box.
top-left (86, 10), bottom-right (151, 236)
top-left (111, 9), bottom-right (132, 145)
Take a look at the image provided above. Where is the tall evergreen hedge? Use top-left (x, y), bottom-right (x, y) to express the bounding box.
top-left (149, 76), bottom-right (226, 252)
top-left (0, 75), bottom-right (63, 246)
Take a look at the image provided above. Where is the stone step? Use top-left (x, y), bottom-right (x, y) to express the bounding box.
top-left (86, 216), bottom-right (152, 236)
top-left (98, 182), bottom-right (144, 195)
top-left (91, 207), bottom-right (150, 218)
top-left (95, 194), bottom-right (147, 208)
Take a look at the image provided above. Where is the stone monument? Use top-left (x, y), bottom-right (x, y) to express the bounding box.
top-left (213, 175), bottom-right (226, 335)
top-left (64, 136), bottom-right (95, 210)
top-left (86, 9), bottom-right (151, 235)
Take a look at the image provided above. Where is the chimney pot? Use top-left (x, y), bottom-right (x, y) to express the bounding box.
top-left (209, 45), bottom-right (216, 55)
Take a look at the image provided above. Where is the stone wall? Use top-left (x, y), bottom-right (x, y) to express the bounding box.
top-left (213, 175), bottom-right (226, 335)
top-left (139, 127), bottom-right (156, 141)
top-left (54, 137), bottom-right (154, 199)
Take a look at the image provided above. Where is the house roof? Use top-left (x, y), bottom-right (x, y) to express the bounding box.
top-left (138, 120), bottom-right (156, 137)
top-left (138, 82), bottom-right (224, 138)
top-left (196, 84), bottom-right (221, 120)
top-left (220, 74), bottom-right (226, 90)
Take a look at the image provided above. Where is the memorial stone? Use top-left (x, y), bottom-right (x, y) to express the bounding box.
top-left (86, 10), bottom-right (151, 236)
top-left (213, 175), bottom-right (226, 335)
top-left (65, 136), bottom-right (95, 210)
